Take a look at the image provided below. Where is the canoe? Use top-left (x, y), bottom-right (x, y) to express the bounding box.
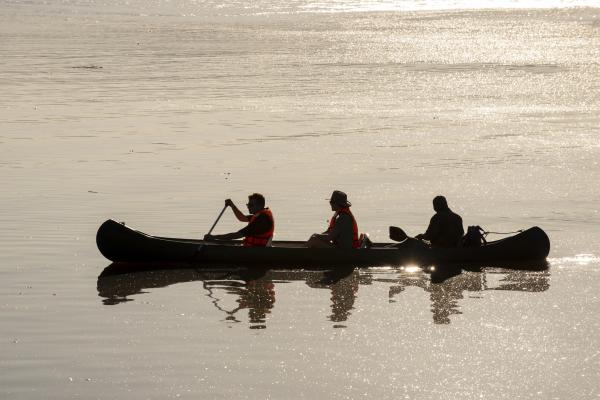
top-left (96, 219), bottom-right (550, 269)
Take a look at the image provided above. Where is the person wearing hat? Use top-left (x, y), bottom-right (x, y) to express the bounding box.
top-left (415, 195), bottom-right (464, 248)
top-left (307, 190), bottom-right (360, 249)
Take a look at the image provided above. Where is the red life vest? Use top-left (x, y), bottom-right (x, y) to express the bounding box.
top-left (242, 208), bottom-right (274, 247)
top-left (327, 207), bottom-right (360, 249)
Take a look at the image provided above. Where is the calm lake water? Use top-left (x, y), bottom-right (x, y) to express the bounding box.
top-left (1, 0), bottom-right (600, 398)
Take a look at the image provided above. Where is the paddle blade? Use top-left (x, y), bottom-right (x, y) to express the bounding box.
top-left (389, 226), bottom-right (408, 242)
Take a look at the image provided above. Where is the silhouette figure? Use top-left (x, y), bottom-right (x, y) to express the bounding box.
top-left (416, 196), bottom-right (464, 248)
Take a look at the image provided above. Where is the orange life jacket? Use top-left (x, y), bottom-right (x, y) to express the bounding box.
top-left (242, 208), bottom-right (274, 247)
top-left (328, 207), bottom-right (360, 249)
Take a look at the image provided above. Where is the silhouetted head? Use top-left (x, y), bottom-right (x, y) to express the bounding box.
top-left (328, 190), bottom-right (351, 211)
top-left (247, 193), bottom-right (265, 214)
top-left (432, 195), bottom-right (449, 212)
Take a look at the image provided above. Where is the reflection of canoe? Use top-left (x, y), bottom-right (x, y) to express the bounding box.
top-left (96, 219), bottom-right (550, 269)
top-left (97, 267), bottom-right (361, 302)
top-left (97, 266), bottom-right (550, 326)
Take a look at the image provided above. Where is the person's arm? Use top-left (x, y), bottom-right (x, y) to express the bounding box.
top-left (321, 212), bottom-right (337, 235)
top-left (308, 213), bottom-right (340, 247)
top-left (226, 199), bottom-right (250, 222)
top-left (204, 231), bottom-right (245, 241)
top-left (238, 213), bottom-right (271, 237)
top-left (204, 213), bottom-right (271, 242)
top-left (326, 215), bottom-right (341, 242)
top-left (416, 215), bottom-right (439, 241)
top-left (457, 215), bottom-right (464, 237)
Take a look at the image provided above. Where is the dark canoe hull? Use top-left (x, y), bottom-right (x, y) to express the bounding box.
top-left (96, 219), bottom-right (550, 269)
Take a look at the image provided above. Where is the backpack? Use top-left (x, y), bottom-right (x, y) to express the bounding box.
top-left (462, 225), bottom-right (487, 247)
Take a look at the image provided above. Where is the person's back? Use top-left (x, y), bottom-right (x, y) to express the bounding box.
top-left (416, 196), bottom-right (464, 248)
top-left (328, 209), bottom-right (356, 249)
top-left (427, 208), bottom-right (463, 247)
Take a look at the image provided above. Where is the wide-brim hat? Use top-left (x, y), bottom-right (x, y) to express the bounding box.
top-left (328, 190), bottom-right (351, 207)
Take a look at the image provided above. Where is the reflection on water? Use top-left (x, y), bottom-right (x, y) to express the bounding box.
top-left (386, 269), bottom-right (550, 324)
top-left (98, 266), bottom-right (277, 329)
top-left (305, 268), bottom-right (371, 328)
top-left (98, 264), bottom-right (550, 328)
top-left (203, 278), bottom-right (276, 329)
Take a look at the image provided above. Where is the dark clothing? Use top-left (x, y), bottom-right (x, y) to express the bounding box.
top-left (237, 213), bottom-right (273, 237)
top-left (328, 212), bottom-right (355, 249)
top-left (423, 209), bottom-right (464, 248)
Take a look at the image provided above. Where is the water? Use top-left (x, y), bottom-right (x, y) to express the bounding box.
top-left (1, 0), bottom-right (600, 398)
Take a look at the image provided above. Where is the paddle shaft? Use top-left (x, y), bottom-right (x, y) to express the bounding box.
top-left (207, 205), bottom-right (228, 236)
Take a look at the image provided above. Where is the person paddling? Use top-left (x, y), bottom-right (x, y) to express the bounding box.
top-left (415, 195), bottom-right (464, 248)
top-left (307, 190), bottom-right (360, 249)
top-left (204, 193), bottom-right (274, 247)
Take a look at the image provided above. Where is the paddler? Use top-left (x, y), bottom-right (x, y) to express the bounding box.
top-left (307, 190), bottom-right (360, 249)
top-left (204, 193), bottom-right (274, 246)
top-left (415, 195), bottom-right (464, 248)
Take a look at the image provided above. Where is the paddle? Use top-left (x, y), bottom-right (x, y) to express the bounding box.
top-left (206, 204), bottom-right (228, 237)
top-left (389, 226), bottom-right (409, 242)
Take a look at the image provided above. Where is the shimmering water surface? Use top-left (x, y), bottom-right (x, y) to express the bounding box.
top-left (1, 0), bottom-right (600, 398)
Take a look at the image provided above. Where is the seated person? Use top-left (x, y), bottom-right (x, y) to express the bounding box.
top-left (415, 195), bottom-right (464, 248)
top-left (204, 193), bottom-right (274, 247)
top-left (307, 190), bottom-right (360, 249)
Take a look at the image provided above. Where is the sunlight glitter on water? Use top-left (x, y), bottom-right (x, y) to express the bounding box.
top-left (550, 254), bottom-right (600, 266)
top-left (300, 0), bottom-right (600, 13)
top-left (400, 265), bottom-right (422, 273)
top-left (1, 4), bottom-right (600, 399)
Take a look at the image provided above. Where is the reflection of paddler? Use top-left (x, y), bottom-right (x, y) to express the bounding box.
top-left (329, 271), bottom-right (359, 324)
top-left (387, 269), bottom-right (550, 324)
top-left (306, 269), bottom-right (361, 326)
top-left (427, 275), bottom-right (472, 324)
top-left (388, 271), bottom-right (485, 324)
top-left (238, 278), bottom-right (276, 329)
